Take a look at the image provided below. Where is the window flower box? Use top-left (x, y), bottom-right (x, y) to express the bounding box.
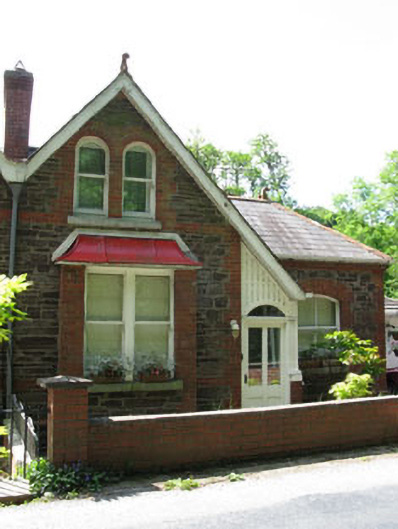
top-left (87, 357), bottom-right (126, 384)
top-left (135, 363), bottom-right (174, 384)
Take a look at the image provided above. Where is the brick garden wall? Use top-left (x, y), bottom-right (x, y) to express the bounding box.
top-left (87, 396), bottom-right (398, 472)
top-left (0, 93), bottom-right (241, 412)
top-left (283, 260), bottom-right (387, 401)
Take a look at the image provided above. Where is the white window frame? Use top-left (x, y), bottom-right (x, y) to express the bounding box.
top-left (298, 295), bottom-right (340, 351)
top-left (74, 136), bottom-right (109, 216)
top-left (84, 266), bottom-right (174, 378)
top-left (122, 142), bottom-right (156, 218)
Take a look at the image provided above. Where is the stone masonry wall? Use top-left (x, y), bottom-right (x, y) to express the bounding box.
top-left (0, 93), bottom-right (241, 414)
top-left (282, 260), bottom-right (387, 401)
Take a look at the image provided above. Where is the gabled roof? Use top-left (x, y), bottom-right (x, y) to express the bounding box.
top-left (0, 70), bottom-right (305, 300)
top-left (232, 197), bottom-right (390, 265)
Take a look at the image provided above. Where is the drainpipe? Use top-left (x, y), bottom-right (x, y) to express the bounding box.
top-left (6, 182), bottom-right (23, 410)
top-left (5, 182), bottom-right (23, 475)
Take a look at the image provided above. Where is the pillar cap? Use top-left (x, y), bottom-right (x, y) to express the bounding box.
top-left (37, 375), bottom-right (93, 389)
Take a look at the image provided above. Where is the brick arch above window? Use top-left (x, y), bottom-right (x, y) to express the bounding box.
top-left (298, 278), bottom-right (352, 329)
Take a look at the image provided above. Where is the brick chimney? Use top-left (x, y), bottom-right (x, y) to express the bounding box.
top-left (4, 62), bottom-right (34, 160)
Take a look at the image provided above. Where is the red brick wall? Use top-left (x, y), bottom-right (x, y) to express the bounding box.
top-left (88, 396), bottom-right (398, 471)
top-left (58, 266), bottom-right (85, 376)
top-left (4, 69), bottom-right (34, 160)
top-left (47, 386), bottom-right (89, 465)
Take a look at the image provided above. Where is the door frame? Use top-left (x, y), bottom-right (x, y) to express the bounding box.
top-left (241, 315), bottom-right (289, 408)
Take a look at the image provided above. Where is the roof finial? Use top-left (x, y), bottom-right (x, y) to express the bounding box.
top-left (260, 187), bottom-right (270, 200)
top-left (120, 53), bottom-right (130, 73)
top-left (14, 60), bottom-right (26, 71)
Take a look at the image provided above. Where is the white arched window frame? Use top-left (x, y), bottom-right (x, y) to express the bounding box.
top-left (298, 295), bottom-right (340, 354)
top-left (74, 137), bottom-right (109, 215)
top-left (123, 142), bottom-right (156, 218)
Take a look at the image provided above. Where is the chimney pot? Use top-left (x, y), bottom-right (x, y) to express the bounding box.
top-left (4, 64), bottom-right (34, 160)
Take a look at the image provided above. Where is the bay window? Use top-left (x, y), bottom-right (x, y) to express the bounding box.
top-left (84, 268), bottom-right (173, 379)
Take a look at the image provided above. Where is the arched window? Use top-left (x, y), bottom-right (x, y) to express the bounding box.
top-left (123, 143), bottom-right (155, 217)
top-left (74, 137), bottom-right (108, 214)
top-left (248, 305), bottom-right (285, 317)
top-left (298, 296), bottom-right (339, 355)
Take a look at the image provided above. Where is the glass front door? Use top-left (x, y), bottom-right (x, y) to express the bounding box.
top-left (243, 323), bottom-right (284, 407)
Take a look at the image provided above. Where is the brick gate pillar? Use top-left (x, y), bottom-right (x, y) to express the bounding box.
top-left (37, 376), bottom-right (92, 465)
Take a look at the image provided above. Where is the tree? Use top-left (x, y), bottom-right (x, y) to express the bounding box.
top-left (186, 131), bottom-right (295, 206)
top-left (326, 152), bottom-right (398, 297)
top-left (0, 274), bottom-right (31, 343)
top-left (249, 134), bottom-right (294, 206)
top-left (186, 131), bottom-right (223, 184)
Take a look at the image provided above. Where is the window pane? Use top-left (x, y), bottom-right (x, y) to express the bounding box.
top-left (249, 305), bottom-right (285, 317)
top-left (317, 298), bottom-right (336, 326)
top-left (298, 330), bottom-right (316, 352)
top-left (298, 299), bottom-right (315, 326)
top-left (134, 324), bottom-right (169, 368)
top-left (78, 176), bottom-right (104, 210)
top-left (125, 150), bottom-right (150, 179)
top-left (123, 180), bottom-right (147, 212)
top-left (86, 323), bottom-right (122, 355)
top-left (267, 328), bottom-right (281, 385)
top-left (79, 147), bottom-right (105, 175)
top-left (135, 276), bottom-right (170, 321)
top-left (248, 327), bottom-right (262, 385)
top-left (86, 274), bottom-right (123, 321)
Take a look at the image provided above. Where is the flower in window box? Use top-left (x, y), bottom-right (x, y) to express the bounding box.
top-left (89, 357), bottom-right (126, 383)
top-left (135, 362), bottom-right (174, 383)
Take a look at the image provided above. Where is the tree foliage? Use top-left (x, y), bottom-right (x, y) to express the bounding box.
top-left (186, 131), bottom-right (295, 206)
top-left (0, 274), bottom-right (31, 343)
top-left (297, 152), bottom-right (398, 297)
top-left (329, 153), bottom-right (398, 297)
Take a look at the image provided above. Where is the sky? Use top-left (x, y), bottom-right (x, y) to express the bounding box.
top-left (1, 0), bottom-right (398, 208)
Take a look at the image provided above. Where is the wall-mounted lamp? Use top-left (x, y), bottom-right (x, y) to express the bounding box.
top-left (230, 320), bottom-right (240, 339)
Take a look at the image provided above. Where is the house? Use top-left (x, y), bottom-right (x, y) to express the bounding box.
top-left (0, 59), bottom-right (390, 426)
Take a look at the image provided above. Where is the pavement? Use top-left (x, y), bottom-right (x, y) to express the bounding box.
top-left (2, 445), bottom-right (398, 528)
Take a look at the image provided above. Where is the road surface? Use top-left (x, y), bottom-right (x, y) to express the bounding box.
top-left (2, 451), bottom-right (398, 528)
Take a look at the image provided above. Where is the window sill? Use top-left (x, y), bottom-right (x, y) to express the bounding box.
top-left (68, 214), bottom-right (162, 230)
top-left (88, 379), bottom-right (183, 393)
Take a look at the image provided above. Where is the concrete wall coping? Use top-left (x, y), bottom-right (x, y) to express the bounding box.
top-left (37, 375), bottom-right (93, 389)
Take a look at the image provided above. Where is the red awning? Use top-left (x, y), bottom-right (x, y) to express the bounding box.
top-left (56, 235), bottom-right (202, 267)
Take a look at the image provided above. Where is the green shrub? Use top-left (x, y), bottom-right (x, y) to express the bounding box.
top-left (323, 330), bottom-right (385, 400)
top-left (227, 472), bottom-right (245, 482)
top-left (329, 373), bottom-right (373, 400)
top-left (323, 330), bottom-right (384, 378)
top-left (27, 458), bottom-right (109, 498)
top-left (164, 477), bottom-right (200, 491)
top-left (0, 426), bottom-right (9, 467)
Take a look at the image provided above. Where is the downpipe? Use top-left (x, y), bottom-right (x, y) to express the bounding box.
top-left (5, 182), bottom-right (23, 475)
